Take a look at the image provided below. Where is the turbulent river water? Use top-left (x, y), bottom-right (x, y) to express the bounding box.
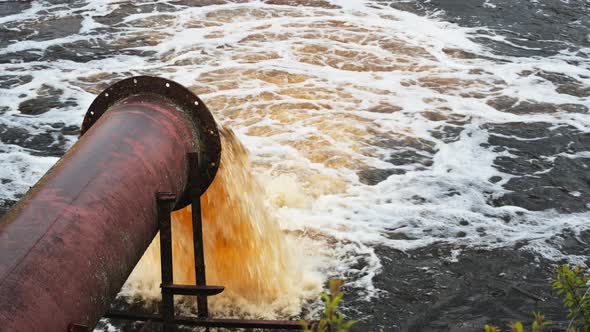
top-left (0, 0), bottom-right (589, 330)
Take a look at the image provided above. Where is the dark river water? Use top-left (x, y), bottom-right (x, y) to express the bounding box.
top-left (0, 0), bottom-right (589, 331)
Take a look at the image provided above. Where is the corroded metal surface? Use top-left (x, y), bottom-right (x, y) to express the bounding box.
top-left (82, 76), bottom-right (221, 205)
top-left (0, 77), bottom-right (220, 332)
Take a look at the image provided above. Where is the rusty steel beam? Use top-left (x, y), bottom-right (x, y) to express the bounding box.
top-left (104, 311), bottom-right (304, 330)
top-left (161, 284), bottom-right (225, 296)
top-left (0, 76), bottom-right (221, 332)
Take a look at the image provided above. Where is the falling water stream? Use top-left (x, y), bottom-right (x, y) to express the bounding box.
top-left (0, 0), bottom-right (589, 329)
top-left (121, 128), bottom-right (322, 319)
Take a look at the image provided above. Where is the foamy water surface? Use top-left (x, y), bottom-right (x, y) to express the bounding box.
top-left (1, 0), bottom-right (589, 325)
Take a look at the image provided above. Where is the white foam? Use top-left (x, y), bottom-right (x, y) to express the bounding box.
top-left (0, 145), bottom-right (57, 202)
top-left (1, 0), bottom-right (590, 322)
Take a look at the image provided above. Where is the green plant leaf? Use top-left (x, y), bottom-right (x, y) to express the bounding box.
top-left (510, 321), bottom-right (523, 332)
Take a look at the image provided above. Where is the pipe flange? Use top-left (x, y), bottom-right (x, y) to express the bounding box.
top-left (81, 76), bottom-right (221, 209)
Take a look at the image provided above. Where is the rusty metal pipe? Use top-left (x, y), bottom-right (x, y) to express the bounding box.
top-left (0, 77), bottom-right (221, 331)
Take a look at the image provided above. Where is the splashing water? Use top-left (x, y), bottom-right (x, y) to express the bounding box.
top-left (121, 127), bottom-right (322, 318)
top-left (0, 0), bottom-right (589, 325)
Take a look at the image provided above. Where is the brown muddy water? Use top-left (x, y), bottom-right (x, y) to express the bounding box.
top-left (0, 0), bottom-right (589, 330)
